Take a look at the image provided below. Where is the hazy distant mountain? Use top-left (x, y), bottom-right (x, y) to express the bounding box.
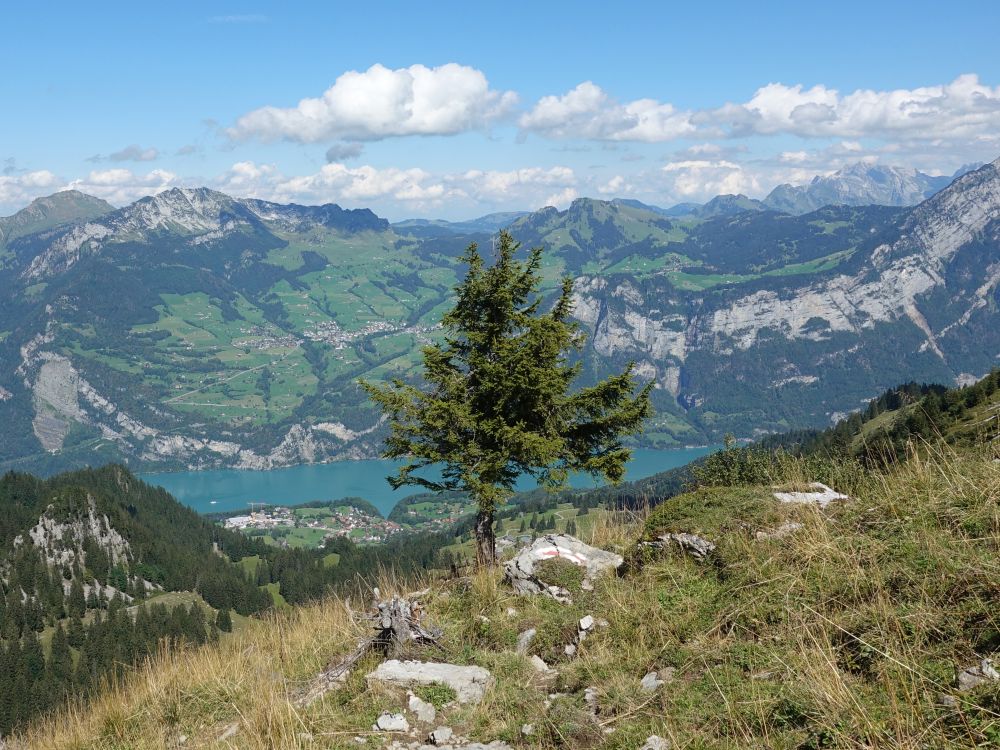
top-left (393, 210), bottom-right (529, 237)
top-left (0, 190), bottom-right (113, 248)
top-left (763, 162), bottom-right (980, 215)
top-left (692, 194), bottom-right (766, 218)
top-left (613, 196), bottom-right (766, 219)
top-left (612, 198), bottom-right (702, 217)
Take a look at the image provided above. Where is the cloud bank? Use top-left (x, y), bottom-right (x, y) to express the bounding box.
top-left (520, 74), bottom-right (1000, 143)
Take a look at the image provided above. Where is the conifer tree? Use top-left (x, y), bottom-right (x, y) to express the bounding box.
top-left (363, 231), bottom-right (652, 564)
top-left (216, 608), bottom-right (233, 633)
top-left (68, 578), bottom-right (86, 618)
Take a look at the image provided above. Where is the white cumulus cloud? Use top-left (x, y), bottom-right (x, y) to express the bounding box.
top-left (659, 160), bottom-right (762, 198)
top-left (520, 82), bottom-right (694, 142)
top-left (212, 162), bottom-right (580, 215)
top-left (705, 74), bottom-right (1000, 139)
top-left (229, 63), bottom-right (518, 143)
top-left (523, 74), bottom-right (1000, 145)
top-left (65, 168), bottom-right (178, 205)
top-left (0, 170), bottom-right (62, 207)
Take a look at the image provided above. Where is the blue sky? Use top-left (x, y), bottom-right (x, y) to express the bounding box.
top-left (3, 1), bottom-right (1000, 219)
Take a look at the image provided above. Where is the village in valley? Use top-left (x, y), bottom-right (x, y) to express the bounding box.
top-left (222, 503), bottom-right (406, 547)
top-left (218, 493), bottom-right (477, 549)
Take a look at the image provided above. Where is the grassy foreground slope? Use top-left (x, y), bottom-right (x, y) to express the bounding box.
top-left (16, 442), bottom-right (999, 749)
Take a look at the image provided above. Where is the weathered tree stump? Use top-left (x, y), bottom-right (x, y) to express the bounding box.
top-left (300, 588), bottom-right (441, 706)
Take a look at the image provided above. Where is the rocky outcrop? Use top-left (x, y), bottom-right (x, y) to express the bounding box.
top-left (20, 339), bottom-right (377, 468)
top-left (14, 494), bottom-right (131, 570)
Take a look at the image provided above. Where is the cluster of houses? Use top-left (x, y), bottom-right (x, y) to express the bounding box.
top-left (312, 506), bottom-right (405, 544)
top-left (223, 506), bottom-right (295, 530)
top-left (222, 504), bottom-right (407, 546)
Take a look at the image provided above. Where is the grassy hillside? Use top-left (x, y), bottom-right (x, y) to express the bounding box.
top-left (14, 441), bottom-right (998, 749)
top-left (764, 369), bottom-right (1000, 463)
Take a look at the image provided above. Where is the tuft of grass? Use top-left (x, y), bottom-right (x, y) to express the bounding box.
top-left (534, 557), bottom-right (586, 595)
top-left (413, 682), bottom-right (458, 709)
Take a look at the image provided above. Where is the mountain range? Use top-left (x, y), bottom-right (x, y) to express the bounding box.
top-left (1, 158), bottom-right (998, 474)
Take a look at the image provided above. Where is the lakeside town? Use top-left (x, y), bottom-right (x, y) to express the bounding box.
top-left (219, 495), bottom-right (476, 549)
top-left (223, 503), bottom-right (406, 547)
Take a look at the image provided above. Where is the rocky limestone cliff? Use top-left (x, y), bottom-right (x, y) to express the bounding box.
top-left (14, 494), bottom-right (131, 570)
top-left (569, 160), bottom-right (1000, 409)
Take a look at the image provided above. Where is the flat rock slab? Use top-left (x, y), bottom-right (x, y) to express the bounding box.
top-left (503, 533), bottom-right (623, 600)
top-left (773, 482), bottom-right (848, 508)
top-left (369, 660), bottom-right (493, 704)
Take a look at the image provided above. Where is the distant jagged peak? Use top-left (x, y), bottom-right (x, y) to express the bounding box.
top-left (105, 187), bottom-right (390, 236)
top-left (123, 186), bottom-right (248, 232)
top-left (762, 159), bottom-right (983, 215)
top-left (241, 196), bottom-right (390, 233)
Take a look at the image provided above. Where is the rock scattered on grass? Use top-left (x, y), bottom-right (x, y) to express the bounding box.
top-left (408, 692), bottom-right (437, 723)
top-left (530, 654), bottom-right (556, 676)
top-left (647, 532), bottom-right (716, 561)
top-left (957, 657), bottom-right (999, 691)
top-left (773, 482), bottom-right (848, 507)
top-left (640, 671), bottom-right (664, 693)
top-left (428, 726), bottom-right (454, 745)
top-left (374, 712), bottom-right (409, 732)
top-left (640, 736), bottom-right (671, 750)
top-left (516, 628), bottom-right (536, 654)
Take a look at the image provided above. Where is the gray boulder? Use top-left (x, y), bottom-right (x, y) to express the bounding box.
top-left (428, 726), bottom-right (454, 745)
top-left (516, 628), bottom-right (536, 654)
top-left (408, 692), bottom-right (437, 723)
top-left (640, 671), bottom-right (664, 693)
top-left (503, 534), bottom-right (624, 601)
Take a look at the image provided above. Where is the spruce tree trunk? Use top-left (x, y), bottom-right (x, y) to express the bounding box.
top-left (474, 507), bottom-right (497, 567)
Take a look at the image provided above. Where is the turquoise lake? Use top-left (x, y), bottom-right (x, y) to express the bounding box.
top-left (139, 446), bottom-right (717, 517)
